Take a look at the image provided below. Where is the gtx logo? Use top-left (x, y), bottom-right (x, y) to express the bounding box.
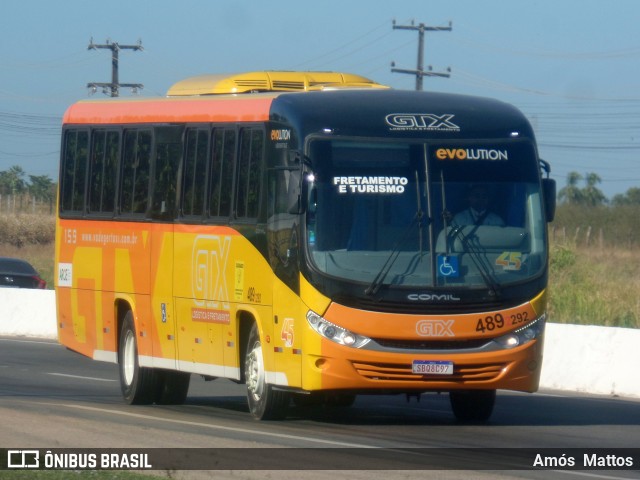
top-left (191, 235), bottom-right (231, 310)
top-left (416, 319), bottom-right (455, 337)
top-left (385, 113), bottom-right (460, 131)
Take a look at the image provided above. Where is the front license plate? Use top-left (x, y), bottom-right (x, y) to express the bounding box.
top-left (412, 360), bottom-right (454, 375)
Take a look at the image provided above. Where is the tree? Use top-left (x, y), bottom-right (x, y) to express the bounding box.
top-left (28, 174), bottom-right (55, 202)
top-left (0, 165), bottom-right (27, 195)
top-left (557, 171), bottom-right (607, 206)
top-left (557, 171), bottom-right (584, 205)
top-left (611, 187), bottom-right (640, 206)
top-left (582, 172), bottom-right (607, 207)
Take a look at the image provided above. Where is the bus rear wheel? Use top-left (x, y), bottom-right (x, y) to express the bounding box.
top-left (244, 323), bottom-right (289, 420)
top-left (449, 389), bottom-right (496, 422)
top-left (118, 311), bottom-right (157, 405)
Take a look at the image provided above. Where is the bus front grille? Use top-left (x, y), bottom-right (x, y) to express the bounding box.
top-left (371, 338), bottom-right (491, 351)
top-left (351, 361), bottom-right (505, 383)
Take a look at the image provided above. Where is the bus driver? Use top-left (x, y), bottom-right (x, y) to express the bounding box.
top-left (453, 184), bottom-right (505, 226)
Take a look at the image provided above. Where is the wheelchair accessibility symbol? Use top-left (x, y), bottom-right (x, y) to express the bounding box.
top-left (437, 255), bottom-right (460, 278)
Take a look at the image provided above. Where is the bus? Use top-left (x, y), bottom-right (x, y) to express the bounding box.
top-left (55, 71), bottom-right (556, 421)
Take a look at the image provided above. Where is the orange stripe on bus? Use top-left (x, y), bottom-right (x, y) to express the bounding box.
top-left (63, 97), bottom-right (274, 125)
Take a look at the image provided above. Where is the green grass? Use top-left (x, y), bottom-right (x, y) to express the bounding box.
top-left (549, 242), bottom-right (640, 328)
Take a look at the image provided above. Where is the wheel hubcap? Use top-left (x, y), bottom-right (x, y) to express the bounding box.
top-left (123, 331), bottom-right (135, 386)
top-left (246, 342), bottom-right (265, 400)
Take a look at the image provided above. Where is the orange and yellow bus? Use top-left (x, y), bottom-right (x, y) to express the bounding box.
top-left (56, 71), bottom-right (556, 421)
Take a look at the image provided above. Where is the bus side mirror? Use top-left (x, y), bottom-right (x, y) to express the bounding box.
top-left (542, 178), bottom-right (556, 223)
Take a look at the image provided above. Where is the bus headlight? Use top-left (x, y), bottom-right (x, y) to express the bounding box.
top-left (494, 315), bottom-right (545, 350)
top-left (306, 311), bottom-right (371, 348)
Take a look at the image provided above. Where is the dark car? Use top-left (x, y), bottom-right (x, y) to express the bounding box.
top-left (0, 257), bottom-right (46, 289)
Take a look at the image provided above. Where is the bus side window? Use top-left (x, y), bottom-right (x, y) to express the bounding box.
top-left (60, 129), bottom-right (89, 215)
top-left (88, 130), bottom-right (119, 216)
top-left (267, 164), bottom-right (300, 283)
top-left (209, 128), bottom-right (236, 219)
top-left (151, 126), bottom-right (183, 220)
top-left (236, 127), bottom-right (264, 219)
top-left (120, 129), bottom-right (152, 216)
top-left (181, 128), bottom-right (209, 218)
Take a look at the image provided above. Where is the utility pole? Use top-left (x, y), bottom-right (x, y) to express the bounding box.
top-left (87, 38), bottom-right (144, 97)
top-left (391, 20), bottom-right (452, 91)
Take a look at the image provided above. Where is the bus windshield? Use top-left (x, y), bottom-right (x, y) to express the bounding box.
top-left (305, 138), bottom-right (547, 290)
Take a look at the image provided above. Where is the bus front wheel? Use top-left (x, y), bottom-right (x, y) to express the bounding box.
top-left (449, 389), bottom-right (496, 422)
top-left (244, 323), bottom-right (289, 420)
top-left (118, 311), bottom-right (157, 405)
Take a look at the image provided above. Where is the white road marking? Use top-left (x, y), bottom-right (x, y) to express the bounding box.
top-left (47, 373), bottom-right (117, 383)
top-left (45, 402), bottom-right (375, 448)
top-left (0, 338), bottom-right (58, 346)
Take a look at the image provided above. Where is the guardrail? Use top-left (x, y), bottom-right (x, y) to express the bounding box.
top-left (1, 289), bottom-right (638, 399)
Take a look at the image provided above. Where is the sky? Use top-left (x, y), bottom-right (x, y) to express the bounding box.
top-left (1, 0), bottom-right (639, 200)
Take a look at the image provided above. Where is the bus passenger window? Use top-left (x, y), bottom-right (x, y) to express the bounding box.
top-left (120, 129), bottom-right (152, 216)
top-left (60, 129), bottom-right (89, 214)
top-left (151, 126), bottom-right (182, 220)
top-left (88, 130), bottom-right (119, 215)
top-left (236, 128), bottom-right (264, 219)
top-left (182, 128), bottom-right (209, 217)
top-left (209, 128), bottom-right (236, 219)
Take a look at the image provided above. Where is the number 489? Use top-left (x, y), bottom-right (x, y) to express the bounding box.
top-left (475, 314), bottom-right (504, 333)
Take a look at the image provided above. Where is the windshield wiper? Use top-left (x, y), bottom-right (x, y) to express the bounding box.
top-left (364, 209), bottom-right (428, 297)
top-left (439, 171), bottom-right (501, 298)
top-left (446, 222), bottom-right (502, 298)
top-left (365, 170), bottom-right (429, 297)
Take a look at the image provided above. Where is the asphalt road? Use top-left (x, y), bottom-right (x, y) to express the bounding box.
top-left (1, 336), bottom-right (639, 480)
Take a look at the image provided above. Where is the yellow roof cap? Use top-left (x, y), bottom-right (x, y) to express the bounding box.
top-left (167, 71), bottom-right (388, 96)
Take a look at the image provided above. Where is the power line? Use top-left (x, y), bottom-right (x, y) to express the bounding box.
top-left (87, 38), bottom-right (144, 97)
top-left (291, 20), bottom-right (391, 69)
top-left (390, 19), bottom-right (452, 91)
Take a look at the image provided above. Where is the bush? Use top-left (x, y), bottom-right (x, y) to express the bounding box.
top-left (552, 204), bottom-right (640, 248)
top-left (549, 242), bottom-right (640, 328)
top-left (0, 214), bottom-right (55, 247)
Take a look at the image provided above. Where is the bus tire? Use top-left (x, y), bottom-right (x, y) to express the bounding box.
top-left (118, 311), bottom-right (157, 405)
top-left (155, 370), bottom-right (191, 405)
top-left (449, 389), bottom-right (496, 422)
top-left (244, 323), bottom-right (289, 420)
